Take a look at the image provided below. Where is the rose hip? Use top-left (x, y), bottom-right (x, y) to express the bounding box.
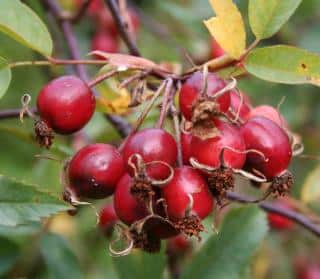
top-left (68, 143), bottom-right (124, 199)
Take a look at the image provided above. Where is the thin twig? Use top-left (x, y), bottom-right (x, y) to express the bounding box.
top-left (70, 0), bottom-right (91, 23)
top-left (44, 0), bottom-right (88, 80)
top-left (105, 0), bottom-right (141, 56)
top-left (88, 69), bottom-right (118, 88)
top-left (156, 78), bottom-right (173, 128)
top-left (171, 105), bottom-right (183, 167)
top-left (9, 59), bottom-right (107, 68)
top-left (104, 114), bottom-right (131, 137)
top-left (0, 108), bottom-right (36, 119)
top-left (118, 80), bottom-right (167, 151)
top-left (227, 192), bottom-right (320, 237)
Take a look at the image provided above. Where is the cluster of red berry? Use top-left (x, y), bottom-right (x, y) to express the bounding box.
top-left (34, 66), bottom-right (299, 254)
top-left (76, 0), bottom-right (139, 55)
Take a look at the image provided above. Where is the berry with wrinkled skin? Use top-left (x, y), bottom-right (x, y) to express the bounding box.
top-left (113, 173), bottom-right (148, 225)
top-left (99, 202), bottom-right (118, 234)
top-left (190, 119), bottom-right (246, 169)
top-left (162, 166), bottom-right (214, 221)
top-left (68, 144), bottom-right (124, 199)
top-left (248, 105), bottom-right (288, 128)
top-left (122, 128), bottom-right (178, 180)
top-left (179, 71), bottom-right (231, 121)
top-left (37, 75), bottom-right (95, 134)
top-left (240, 116), bottom-right (292, 179)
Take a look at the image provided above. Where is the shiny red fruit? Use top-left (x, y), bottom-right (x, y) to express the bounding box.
top-left (179, 71), bottom-right (231, 121)
top-left (227, 90), bottom-right (251, 121)
top-left (99, 202), bottom-right (118, 233)
top-left (191, 119), bottom-right (246, 169)
top-left (37, 75), bottom-right (95, 134)
top-left (162, 166), bottom-right (214, 220)
top-left (68, 144), bottom-right (124, 199)
top-left (91, 32), bottom-right (119, 54)
top-left (122, 128), bottom-right (178, 180)
top-left (181, 132), bottom-right (193, 165)
top-left (210, 38), bottom-right (225, 58)
top-left (248, 105), bottom-right (288, 128)
top-left (113, 173), bottom-right (148, 225)
top-left (240, 116), bottom-right (292, 179)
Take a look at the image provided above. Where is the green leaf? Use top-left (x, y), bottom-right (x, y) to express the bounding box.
top-left (0, 237), bottom-right (19, 276)
top-left (181, 206), bottom-right (268, 279)
top-left (0, 57), bottom-right (11, 99)
top-left (0, 223), bottom-right (40, 239)
top-left (245, 45), bottom-right (320, 86)
top-left (0, 175), bottom-right (70, 227)
top-left (40, 233), bottom-right (83, 279)
top-left (113, 249), bottom-right (166, 279)
top-left (0, 0), bottom-right (53, 56)
top-left (301, 164), bottom-right (320, 204)
top-left (249, 0), bottom-right (302, 39)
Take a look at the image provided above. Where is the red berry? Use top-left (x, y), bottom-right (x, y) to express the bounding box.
top-left (162, 166), bottom-right (214, 221)
top-left (37, 75), bottom-right (95, 134)
top-left (227, 90), bottom-right (251, 121)
top-left (91, 32), bottom-right (119, 54)
top-left (191, 119), bottom-right (246, 169)
top-left (268, 198), bottom-right (294, 230)
top-left (122, 128), bottom-right (178, 180)
top-left (248, 105), bottom-right (288, 128)
top-left (181, 132), bottom-right (193, 165)
top-left (95, 9), bottom-right (118, 35)
top-left (113, 173), bottom-right (148, 225)
top-left (240, 116), bottom-right (292, 179)
top-left (87, 0), bottom-right (104, 17)
top-left (179, 72), bottom-right (231, 121)
top-left (68, 144), bottom-right (124, 199)
top-left (210, 38), bottom-right (225, 58)
top-left (298, 265), bottom-right (320, 279)
top-left (99, 202), bottom-right (119, 234)
top-left (128, 9), bottom-right (139, 34)
top-left (167, 234), bottom-right (190, 253)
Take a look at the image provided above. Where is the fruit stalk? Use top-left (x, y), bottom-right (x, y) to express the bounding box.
top-left (105, 0), bottom-right (141, 56)
top-left (227, 192), bottom-right (320, 237)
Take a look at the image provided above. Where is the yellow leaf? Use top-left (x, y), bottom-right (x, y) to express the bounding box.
top-left (96, 79), bottom-right (131, 115)
top-left (204, 0), bottom-right (246, 59)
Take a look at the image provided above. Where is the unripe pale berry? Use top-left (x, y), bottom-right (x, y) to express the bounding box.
top-left (248, 105), bottom-right (288, 128)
